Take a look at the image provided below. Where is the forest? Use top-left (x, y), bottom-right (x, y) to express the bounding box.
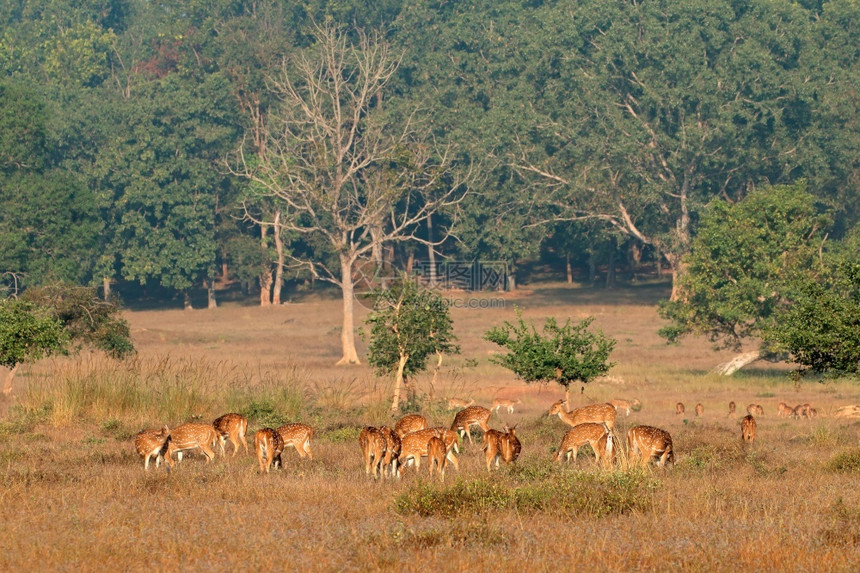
top-left (1, 1), bottom-right (858, 356)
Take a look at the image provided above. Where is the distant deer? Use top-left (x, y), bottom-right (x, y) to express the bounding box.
top-left (728, 401), bottom-right (736, 417)
top-left (610, 398), bottom-right (641, 416)
top-left (253, 428), bottom-right (285, 473)
top-left (135, 426), bottom-right (173, 471)
top-left (491, 398), bottom-right (521, 414)
top-left (379, 425), bottom-right (401, 478)
top-left (741, 415), bottom-right (756, 443)
top-left (276, 423), bottom-right (314, 460)
top-left (695, 403), bottom-right (704, 417)
top-left (166, 422), bottom-right (219, 464)
top-left (807, 407), bottom-right (819, 419)
top-left (754, 404), bottom-right (764, 416)
top-left (777, 402), bottom-right (791, 418)
top-left (547, 400), bottom-right (616, 431)
top-left (481, 425), bottom-right (521, 472)
top-left (427, 436), bottom-right (447, 481)
top-left (746, 404), bottom-right (759, 416)
top-left (447, 397), bottom-right (474, 410)
top-left (450, 406), bottom-right (492, 444)
top-left (400, 427), bottom-right (460, 472)
top-left (359, 426), bottom-right (387, 479)
top-left (554, 422), bottom-right (614, 467)
top-left (213, 413), bottom-right (248, 458)
top-left (676, 402), bottom-right (685, 415)
top-left (627, 425), bottom-right (674, 468)
top-left (394, 414), bottom-right (428, 438)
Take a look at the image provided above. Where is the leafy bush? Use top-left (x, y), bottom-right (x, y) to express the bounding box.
top-left (826, 449), bottom-right (860, 473)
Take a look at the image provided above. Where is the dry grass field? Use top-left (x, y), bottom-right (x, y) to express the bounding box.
top-left (2, 282), bottom-right (860, 571)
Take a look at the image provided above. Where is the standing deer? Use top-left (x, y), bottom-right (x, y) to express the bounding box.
top-left (554, 422), bottom-right (614, 467)
top-left (213, 413), bottom-right (248, 458)
top-left (627, 425), bottom-right (674, 468)
top-left (379, 425), bottom-right (401, 478)
top-left (394, 414), bottom-right (428, 438)
top-left (741, 415), bottom-right (756, 443)
top-left (276, 423), bottom-right (314, 460)
top-left (491, 398), bottom-right (521, 414)
top-left (447, 398), bottom-right (474, 410)
top-left (253, 427), bottom-right (285, 473)
top-left (728, 401), bottom-right (736, 417)
top-left (450, 406), bottom-right (492, 444)
top-left (777, 401), bottom-right (791, 417)
top-left (427, 436), bottom-right (447, 481)
top-left (166, 422), bottom-right (219, 464)
top-left (359, 426), bottom-right (387, 479)
top-left (500, 425), bottom-right (522, 465)
top-left (676, 402), bottom-right (685, 415)
top-left (610, 398), bottom-right (641, 416)
top-left (399, 427), bottom-right (460, 471)
top-left (135, 426), bottom-right (173, 471)
top-left (695, 403), bottom-right (704, 417)
top-left (547, 400), bottom-right (617, 431)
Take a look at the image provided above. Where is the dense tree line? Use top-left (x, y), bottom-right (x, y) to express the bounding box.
top-left (1, 1), bottom-right (857, 364)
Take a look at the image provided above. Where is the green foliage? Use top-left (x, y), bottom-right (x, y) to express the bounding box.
top-left (364, 277), bottom-right (459, 379)
top-left (484, 308), bottom-right (616, 391)
top-left (0, 299), bottom-right (67, 369)
top-left (659, 183), bottom-right (829, 350)
top-left (826, 450), bottom-right (860, 474)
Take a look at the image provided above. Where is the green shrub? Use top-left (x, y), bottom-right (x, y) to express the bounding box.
top-left (323, 425), bottom-right (362, 443)
top-left (826, 449), bottom-right (860, 473)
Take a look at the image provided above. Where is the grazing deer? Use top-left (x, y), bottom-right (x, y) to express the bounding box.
top-left (790, 404), bottom-right (808, 419)
top-left (379, 425), bottom-right (401, 478)
top-left (450, 406), bottom-right (493, 444)
top-left (741, 415), bottom-right (756, 443)
top-left (754, 404), bottom-right (764, 416)
top-left (491, 398), bottom-right (521, 414)
top-left (427, 436), bottom-right (447, 481)
top-left (728, 401), bottom-right (736, 416)
top-left (800, 403), bottom-right (812, 419)
top-left (166, 423), bottom-right (219, 464)
top-left (676, 402), bottom-right (685, 415)
top-left (500, 425), bottom-right (522, 465)
top-left (695, 403), bottom-right (704, 417)
top-left (359, 426), bottom-right (387, 479)
top-left (627, 425), bottom-right (674, 468)
top-left (777, 401), bottom-right (791, 418)
top-left (399, 427), bottom-right (460, 472)
top-left (547, 400), bottom-right (617, 431)
top-left (554, 422), bottom-right (614, 467)
top-left (482, 429), bottom-right (505, 471)
top-left (610, 398), bottom-right (641, 416)
top-left (253, 428), bottom-right (285, 473)
top-left (213, 413), bottom-right (248, 458)
top-left (135, 426), bottom-right (173, 471)
top-left (276, 423), bottom-right (314, 460)
top-left (394, 414), bottom-right (428, 438)
top-left (447, 397), bottom-right (474, 410)
top-left (807, 407), bottom-right (819, 419)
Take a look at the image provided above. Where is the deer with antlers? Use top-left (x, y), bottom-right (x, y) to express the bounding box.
top-left (166, 422), bottom-right (219, 464)
top-left (359, 426), bottom-right (387, 479)
top-left (276, 423), bottom-right (314, 460)
top-left (394, 414), bottom-right (428, 438)
top-left (135, 426), bottom-right (173, 471)
top-left (213, 413), bottom-right (248, 458)
top-left (554, 422), bottom-right (614, 467)
top-left (253, 427), bottom-right (285, 473)
top-left (547, 400), bottom-right (617, 431)
top-left (741, 415), bottom-right (756, 443)
top-left (450, 406), bottom-right (492, 444)
top-left (627, 425), bottom-right (674, 468)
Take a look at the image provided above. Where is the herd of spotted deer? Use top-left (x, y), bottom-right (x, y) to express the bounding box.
top-left (134, 396), bottom-right (816, 477)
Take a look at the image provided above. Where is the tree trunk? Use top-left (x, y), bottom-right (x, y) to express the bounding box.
top-left (406, 251), bottom-right (415, 274)
top-left (605, 247), bottom-right (616, 289)
top-left (183, 291), bottom-right (193, 310)
top-left (714, 350), bottom-right (763, 376)
top-left (3, 364), bottom-right (20, 395)
top-left (391, 353), bottom-right (408, 413)
top-left (566, 252), bottom-right (573, 284)
top-left (102, 277), bottom-right (111, 301)
top-left (260, 223), bottom-right (272, 306)
top-left (371, 224), bottom-right (384, 274)
top-left (427, 214), bottom-right (437, 286)
top-left (207, 279), bottom-right (217, 309)
top-left (336, 254), bottom-right (361, 365)
top-left (564, 385), bottom-right (570, 405)
top-left (272, 212), bottom-right (285, 305)
top-left (588, 251), bottom-right (597, 284)
top-left (666, 253), bottom-right (686, 302)
top-left (507, 262), bottom-right (516, 291)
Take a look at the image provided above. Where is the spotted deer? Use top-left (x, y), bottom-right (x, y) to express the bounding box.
top-left (213, 413), bottom-right (249, 458)
top-left (676, 402), bottom-right (685, 415)
top-left (400, 427), bottom-right (460, 471)
top-left (627, 425), bottom-right (674, 468)
top-left (394, 414), bottom-right (428, 438)
top-left (777, 401), bottom-right (791, 418)
top-left (379, 425), bottom-right (401, 478)
top-left (610, 398), bottom-right (641, 416)
top-left (741, 415), bottom-right (756, 443)
top-left (746, 403), bottom-right (759, 416)
top-left (554, 422), bottom-right (614, 467)
top-left (807, 407), bottom-right (819, 419)
top-left (135, 426), bottom-right (173, 470)
top-left (695, 403), bottom-right (704, 417)
top-left (447, 397), bottom-right (474, 410)
top-left (359, 426), bottom-right (387, 479)
top-left (253, 428), bottom-right (285, 473)
top-left (166, 422), bottom-right (219, 464)
top-left (491, 398), bottom-right (521, 414)
top-left (500, 425), bottom-right (521, 465)
top-left (728, 401), bottom-right (736, 416)
top-left (276, 423), bottom-right (314, 460)
top-left (481, 425), bottom-right (521, 472)
top-left (547, 400), bottom-right (617, 431)
top-left (427, 436), bottom-right (447, 481)
top-left (450, 406), bottom-right (493, 444)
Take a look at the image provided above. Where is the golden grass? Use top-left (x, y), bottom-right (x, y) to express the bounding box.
top-left (2, 282), bottom-right (860, 571)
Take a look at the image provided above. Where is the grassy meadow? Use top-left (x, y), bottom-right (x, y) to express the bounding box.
top-left (2, 282), bottom-right (860, 571)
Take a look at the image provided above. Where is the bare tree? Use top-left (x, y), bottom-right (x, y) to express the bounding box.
top-left (231, 23), bottom-right (470, 365)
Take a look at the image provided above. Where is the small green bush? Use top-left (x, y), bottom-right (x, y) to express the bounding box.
top-left (323, 425), bottom-right (362, 443)
top-left (826, 449), bottom-right (860, 473)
